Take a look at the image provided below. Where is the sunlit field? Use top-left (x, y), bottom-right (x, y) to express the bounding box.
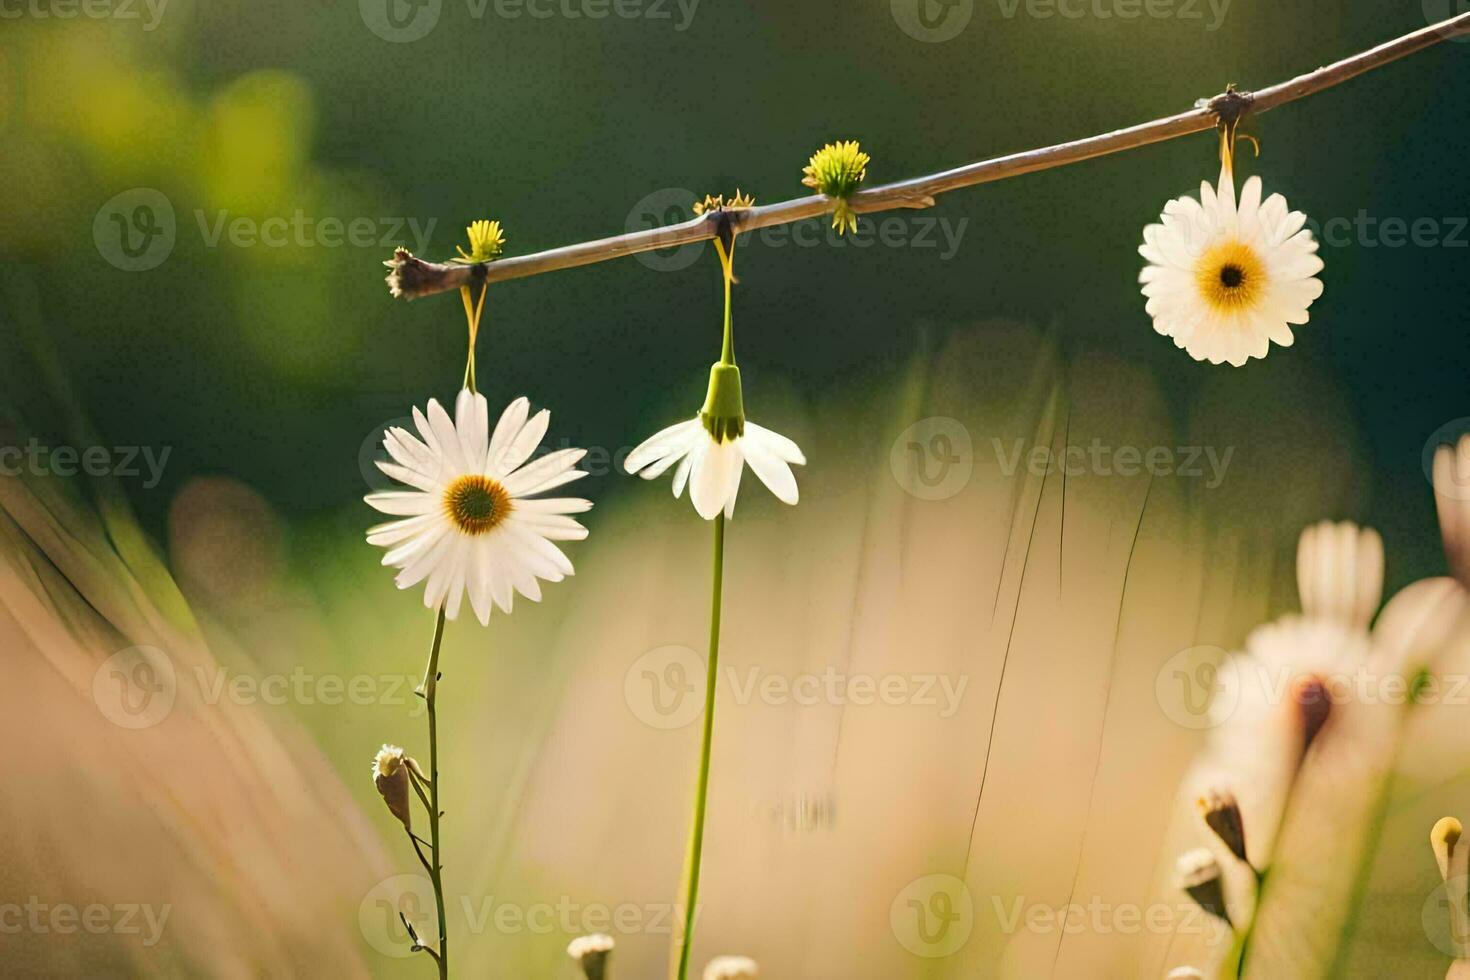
top-left (2, 5), bottom-right (1469, 978)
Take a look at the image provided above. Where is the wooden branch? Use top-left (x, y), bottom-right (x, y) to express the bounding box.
top-left (385, 11), bottom-right (1470, 300)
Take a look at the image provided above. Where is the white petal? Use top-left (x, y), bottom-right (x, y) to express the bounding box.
top-left (376, 459), bottom-right (440, 493)
top-left (504, 448), bottom-right (588, 497)
top-left (365, 491), bottom-right (437, 516)
top-left (494, 408), bottom-right (551, 477)
top-left (487, 397), bottom-right (531, 473)
top-left (742, 436), bottom-right (800, 505)
top-left (744, 421), bottom-right (806, 465)
top-left (426, 398), bottom-right (468, 475)
top-left (367, 512), bottom-right (442, 548)
top-left (626, 418), bottom-right (702, 475)
top-left (455, 389), bottom-right (490, 473)
top-left (691, 439), bottom-right (739, 520)
top-left (515, 497), bottom-right (593, 515)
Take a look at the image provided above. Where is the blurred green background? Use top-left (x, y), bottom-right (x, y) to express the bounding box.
top-left (1, 1), bottom-right (1466, 580)
top-left (2, 2), bottom-right (1469, 978)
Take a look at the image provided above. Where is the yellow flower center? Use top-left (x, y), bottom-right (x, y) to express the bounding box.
top-left (1194, 239), bottom-right (1266, 314)
top-left (443, 474), bottom-right (512, 535)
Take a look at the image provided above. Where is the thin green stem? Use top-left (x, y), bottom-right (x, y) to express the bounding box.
top-left (715, 240), bottom-right (735, 367)
top-left (673, 514), bottom-right (726, 980)
top-left (719, 271), bottom-right (734, 367)
top-left (421, 607), bottom-right (449, 979)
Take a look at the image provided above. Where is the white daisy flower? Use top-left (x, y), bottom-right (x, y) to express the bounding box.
top-left (1139, 162), bottom-right (1324, 366)
top-left (624, 363), bottom-right (805, 521)
top-left (365, 389), bottom-right (591, 624)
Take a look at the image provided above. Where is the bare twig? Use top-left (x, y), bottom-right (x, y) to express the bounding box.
top-left (385, 12), bottom-right (1470, 300)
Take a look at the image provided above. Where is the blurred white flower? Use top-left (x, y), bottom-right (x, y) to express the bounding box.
top-left (1205, 522), bottom-right (1382, 860)
top-left (365, 389), bottom-right (591, 624)
top-left (1175, 848), bottom-right (1230, 925)
top-left (702, 955), bottom-right (760, 980)
top-left (567, 933), bottom-right (614, 979)
top-left (1139, 163), bottom-right (1323, 366)
top-left (1434, 434), bottom-right (1470, 589)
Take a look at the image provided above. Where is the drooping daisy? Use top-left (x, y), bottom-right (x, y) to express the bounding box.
top-left (365, 389), bottom-right (591, 624)
top-left (1139, 163), bottom-right (1324, 366)
top-left (624, 363), bottom-right (806, 521)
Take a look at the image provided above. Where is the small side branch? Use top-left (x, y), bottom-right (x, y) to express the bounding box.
top-left (385, 12), bottom-right (1469, 300)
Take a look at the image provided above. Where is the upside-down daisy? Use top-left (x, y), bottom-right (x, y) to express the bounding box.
top-left (624, 363), bottom-right (805, 521)
top-left (1139, 163), bottom-right (1324, 366)
top-left (365, 389), bottom-right (591, 624)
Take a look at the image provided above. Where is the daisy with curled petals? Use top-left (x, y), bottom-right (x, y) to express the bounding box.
top-left (625, 194), bottom-right (805, 521)
top-left (366, 388), bottom-right (591, 625)
top-left (624, 379), bottom-right (806, 521)
top-left (1139, 129), bottom-right (1324, 367)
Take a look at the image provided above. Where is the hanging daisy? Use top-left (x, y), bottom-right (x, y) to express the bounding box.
top-left (622, 192), bottom-right (805, 980)
top-left (1138, 121), bottom-right (1324, 366)
top-left (625, 194), bottom-right (805, 520)
top-left (624, 389), bottom-right (806, 521)
top-left (365, 388), bottom-right (591, 624)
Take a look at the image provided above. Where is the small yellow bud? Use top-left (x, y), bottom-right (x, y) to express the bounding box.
top-left (801, 140), bottom-right (870, 235)
top-left (693, 190), bottom-right (755, 216)
top-left (454, 219), bottom-right (506, 264)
